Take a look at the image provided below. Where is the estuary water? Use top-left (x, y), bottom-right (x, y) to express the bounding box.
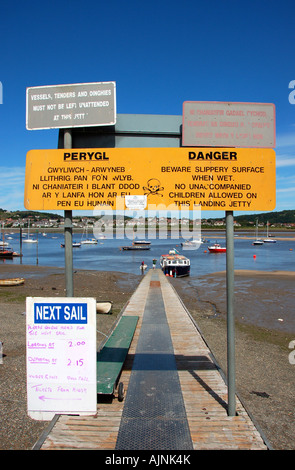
top-left (1, 231), bottom-right (295, 277)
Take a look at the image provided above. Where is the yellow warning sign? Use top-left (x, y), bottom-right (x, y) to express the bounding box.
top-left (24, 148), bottom-right (276, 211)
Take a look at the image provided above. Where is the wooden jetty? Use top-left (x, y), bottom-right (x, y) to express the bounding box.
top-left (36, 269), bottom-right (268, 450)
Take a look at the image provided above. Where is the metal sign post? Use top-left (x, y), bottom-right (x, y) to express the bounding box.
top-left (63, 129), bottom-right (73, 297)
top-left (226, 211), bottom-right (236, 416)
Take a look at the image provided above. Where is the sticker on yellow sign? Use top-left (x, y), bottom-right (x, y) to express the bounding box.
top-left (24, 148), bottom-right (276, 211)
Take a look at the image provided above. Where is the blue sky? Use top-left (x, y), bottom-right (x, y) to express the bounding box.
top-left (1, 0), bottom-right (295, 219)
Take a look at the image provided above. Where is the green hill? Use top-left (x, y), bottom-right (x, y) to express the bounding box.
top-left (234, 210), bottom-right (295, 225)
top-left (1, 208), bottom-right (295, 227)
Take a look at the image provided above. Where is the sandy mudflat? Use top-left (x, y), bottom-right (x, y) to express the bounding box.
top-left (0, 264), bottom-right (294, 450)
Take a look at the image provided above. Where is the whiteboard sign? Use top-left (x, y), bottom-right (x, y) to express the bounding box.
top-left (26, 297), bottom-right (97, 421)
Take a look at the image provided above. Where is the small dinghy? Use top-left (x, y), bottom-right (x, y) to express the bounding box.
top-left (0, 278), bottom-right (25, 286)
top-left (96, 301), bottom-right (113, 314)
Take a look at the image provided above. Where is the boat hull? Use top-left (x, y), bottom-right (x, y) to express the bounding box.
top-left (160, 253), bottom-right (190, 277)
top-left (96, 301), bottom-right (113, 314)
top-left (61, 243), bottom-right (81, 248)
top-left (181, 239), bottom-right (203, 248)
top-left (208, 248), bottom-right (226, 253)
top-left (0, 278), bottom-right (25, 286)
top-left (162, 266), bottom-right (190, 277)
top-left (121, 240), bottom-right (151, 250)
top-left (208, 244), bottom-right (226, 253)
top-left (0, 250), bottom-right (14, 258)
top-left (122, 246), bottom-right (151, 250)
top-left (81, 238), bottom-right (98, 245)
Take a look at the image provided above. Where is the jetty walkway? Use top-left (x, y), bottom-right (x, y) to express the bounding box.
top-left (36, 269), bottom-right (267, 450)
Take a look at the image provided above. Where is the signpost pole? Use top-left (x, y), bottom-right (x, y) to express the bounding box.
top-left (226, 210), bottom-right (236, 416)
top-left (64, 129), bottom-right (73, 297)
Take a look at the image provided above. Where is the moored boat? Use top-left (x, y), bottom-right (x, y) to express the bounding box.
top-left (0, 278), bottom-right (25, 286)
top-left (23, 238), bottom-right (38, 243)
top-left (61, 242), bottom-right (81, 248)
top-left (263, 221), bottom-right (276, 243)
top-left (160, 251), bottom-right (190, 277)
top-left (252, 218), bottom-right (264, 245)
top-left (252, 239), bottom-right (264, 245)
top-left (80, 238), bottom-right (98, 245)
top-left (263, 238), bottom-right (276, 243)
top-left (81, 225), bottom-right (98, 244)
top-left (23, 220), bottom-right (38, 243)
top-left (121, 240), bottom-right (151, 250)
top-left (181, 238), bottom-right (204, 249)
top-left (208, 243), bottom-right (226, 253)
top-left (96, 301), bottom-right (113, 314)
top-left (0, 249), bottom-right (14, 258)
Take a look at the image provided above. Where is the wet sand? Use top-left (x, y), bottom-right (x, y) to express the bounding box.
top-left (0, 264), bottom-right (294, 450)
top-left (188, 269), bottom-right (295, 334)
top-left (171, 270), bottom-right (295, 450)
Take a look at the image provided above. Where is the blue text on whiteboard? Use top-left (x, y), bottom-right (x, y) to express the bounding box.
top-left (34, 303), bottom-right (88, 324)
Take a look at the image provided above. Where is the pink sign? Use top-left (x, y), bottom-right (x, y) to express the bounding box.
top-left (182, 101), bottom-right (275, 148)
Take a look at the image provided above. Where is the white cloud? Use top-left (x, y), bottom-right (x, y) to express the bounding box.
top-left (276, 156), bottom-right (295, 167)
top-left (276, 132), bottom-right (295, 148)
top-left (276, 187), bottom-right (295, 193)
top-left (0, 167), bottom-right (25, 185)
top-left (275, 131), bottom-right (295, 168)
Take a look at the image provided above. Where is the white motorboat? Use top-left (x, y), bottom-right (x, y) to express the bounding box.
top-left (181, 238), bottom-right (203, 249)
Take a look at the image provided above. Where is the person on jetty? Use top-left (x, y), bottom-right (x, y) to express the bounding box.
top-left (140, 261), bottom-right (146, 274)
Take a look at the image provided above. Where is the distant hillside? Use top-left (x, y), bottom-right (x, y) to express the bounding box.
top-left (234, 210), bottom-right (295, 225)
top-left (0, 208), bottom-right (61, 221)
top-left (0, 208), bottom-right (130, 222)
top-left (0, 208), bottom-right (295, 225)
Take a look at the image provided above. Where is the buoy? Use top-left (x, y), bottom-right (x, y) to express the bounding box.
top-left (204, 250), bottom-right (207, 253)
top-left (253, 254), bottom-right (256, 259)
